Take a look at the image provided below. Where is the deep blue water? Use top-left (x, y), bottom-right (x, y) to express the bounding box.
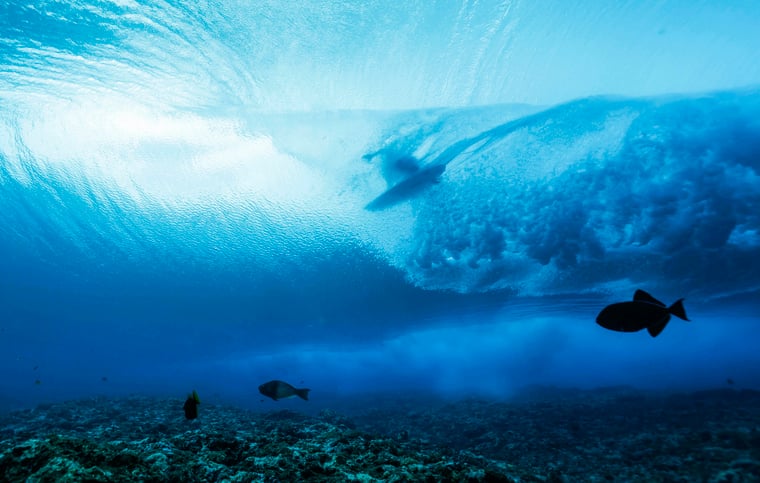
top-left (1, 1), bottom-right (759, 410)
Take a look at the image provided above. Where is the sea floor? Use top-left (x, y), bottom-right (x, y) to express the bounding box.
top-left (1, 387), bottom-right (759, 482)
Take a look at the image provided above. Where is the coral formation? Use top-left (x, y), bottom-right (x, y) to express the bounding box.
top-left (1, 388), bottom-right (759, 481)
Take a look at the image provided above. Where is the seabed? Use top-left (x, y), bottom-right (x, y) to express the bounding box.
top-left (1, 386), bottom-right (759, 482)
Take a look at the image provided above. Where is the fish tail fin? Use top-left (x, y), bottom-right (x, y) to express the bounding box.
top-left (668, 299), bottom-right (689, 321)
top-left (296, 388), bottom-right (310, 401)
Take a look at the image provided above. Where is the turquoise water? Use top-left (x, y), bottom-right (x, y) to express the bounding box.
top-left (1, 1), bottom-right (759, 409)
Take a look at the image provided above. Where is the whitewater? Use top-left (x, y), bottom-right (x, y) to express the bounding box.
top-left (1, 0), bottom-right (759, 407)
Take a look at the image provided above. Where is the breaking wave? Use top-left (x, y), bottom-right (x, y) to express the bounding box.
top-left (1, 0), bottom-right (759, 335)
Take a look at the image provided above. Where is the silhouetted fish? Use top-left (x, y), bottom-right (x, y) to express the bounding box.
top-left (258, 380), bottom-right (310, 401)
top-left (596, 289), bottom-right (689, 337)
top-left (183, 390), bottom-right (200, 419)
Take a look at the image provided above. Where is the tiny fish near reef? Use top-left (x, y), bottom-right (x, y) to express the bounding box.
top-left (183, 390), bottom-right (200, 419)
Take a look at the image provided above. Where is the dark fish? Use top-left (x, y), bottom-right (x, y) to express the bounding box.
top-left (183, 390), bottom-right (200, 419)
top-left (258, 380), bottom-right (310, 401)
top-left (726, 378), bottom-right (735, 386)
top-left (596, 289), bottom-right (689, 337)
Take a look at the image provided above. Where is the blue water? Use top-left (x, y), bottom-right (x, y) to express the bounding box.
top-left (1, 1), bottom-right (759, 410)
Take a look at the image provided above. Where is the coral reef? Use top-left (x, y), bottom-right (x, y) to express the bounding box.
top-left (350, 387), bottom-right (760, 482)
top-left (1, 387), bottom-right (759, 482)
top-left (0, 397), bottom-right (511, 482)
